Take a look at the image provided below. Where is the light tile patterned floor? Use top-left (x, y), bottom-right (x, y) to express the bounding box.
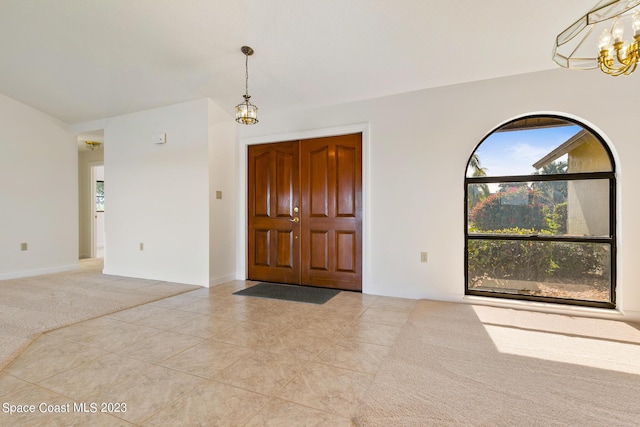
top-left (0, 280), bottom-right (416, 426)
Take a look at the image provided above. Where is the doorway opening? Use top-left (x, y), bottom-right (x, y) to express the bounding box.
top-left (91, 164), bottom-right (105, 259)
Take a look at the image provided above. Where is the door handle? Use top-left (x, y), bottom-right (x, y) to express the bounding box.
top-left (290, 217), bottom-right (299, 223)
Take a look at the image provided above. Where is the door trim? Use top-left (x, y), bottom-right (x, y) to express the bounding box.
top-left (238, 123), bottom-right (370, 293)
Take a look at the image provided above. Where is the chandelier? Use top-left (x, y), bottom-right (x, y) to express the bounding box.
top-left (85, 141), bottom-right (102, 151)
top-left (553, 0), bottom-right (640, 76)
top-left (235, 46), bottom-right (258, 124)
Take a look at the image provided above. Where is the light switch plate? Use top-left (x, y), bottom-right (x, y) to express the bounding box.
top-left (152, 133), bottom-right (166, 144)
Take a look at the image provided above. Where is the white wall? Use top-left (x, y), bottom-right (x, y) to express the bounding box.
top-left (78, 149), bottom-right (104, 258)
top-left (0, 93), bottom-right (78, 279)
top-left (208, 100), bottom-right (238, 285)
top-left (103, 99), bottom-right (210, 285)
top-left (237, 68), bottom-right (640, 321)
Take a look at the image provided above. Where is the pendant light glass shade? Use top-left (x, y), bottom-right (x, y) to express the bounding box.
top-left (236, 95), bottom-right (258, 125)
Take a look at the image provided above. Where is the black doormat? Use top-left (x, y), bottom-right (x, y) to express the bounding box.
top-left (233, 282), bottom-right (340, 305)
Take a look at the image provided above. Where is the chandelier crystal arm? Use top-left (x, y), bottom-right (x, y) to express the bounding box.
top-left (598, 36), bottom-right (640, 75)
top-left (614, 41), bottom-right (628, 61)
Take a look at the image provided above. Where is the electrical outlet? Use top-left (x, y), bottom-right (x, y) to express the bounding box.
top-left (21, 243), bottom-right (28, 251)
top-left (420, 252), bottom-right (428, 263)
top-left (140, 242), bottom-right (144, 251)
top-left (216, 190), bottom-right (222, 199)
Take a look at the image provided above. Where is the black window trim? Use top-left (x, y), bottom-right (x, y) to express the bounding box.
top-left (464, 114), bottom-right (617, 310)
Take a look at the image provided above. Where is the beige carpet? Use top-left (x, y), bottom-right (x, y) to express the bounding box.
top-left (0, 259), bottom-right (199, 370)
top-left (354, 300), bottom-right (640, 426)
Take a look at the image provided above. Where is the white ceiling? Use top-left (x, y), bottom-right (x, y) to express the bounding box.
top-left (0, 0), bottom-right (590, 125)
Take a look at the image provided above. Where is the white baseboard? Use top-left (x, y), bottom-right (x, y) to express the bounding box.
top-left (0, 263), bottom-right (80, 281)
top-left (620, 310), bottom-right (640, 323)
top-left (208, 273), bottom-right (237, 287)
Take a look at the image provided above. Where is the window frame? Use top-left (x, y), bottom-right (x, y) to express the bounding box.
top-left (464, 115), bottom-right (616, 309)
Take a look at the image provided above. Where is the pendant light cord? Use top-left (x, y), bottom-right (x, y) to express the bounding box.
top-left (244, 53), bottom-right (249, 98)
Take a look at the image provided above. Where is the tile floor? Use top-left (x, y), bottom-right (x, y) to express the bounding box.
top-left (0, 280), bottom-right (417, 426)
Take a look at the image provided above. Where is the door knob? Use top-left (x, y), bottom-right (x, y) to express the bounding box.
top-left (290, 217), bottom-right (299, 223)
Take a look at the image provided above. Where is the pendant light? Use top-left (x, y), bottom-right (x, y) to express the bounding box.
top-left (235, 46), bottom-right (259, 124)
top-left (553, 0), bottom-right (640, 76)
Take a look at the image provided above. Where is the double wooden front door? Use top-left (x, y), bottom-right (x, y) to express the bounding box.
top-left (248, 133), bottom-right (362, 291)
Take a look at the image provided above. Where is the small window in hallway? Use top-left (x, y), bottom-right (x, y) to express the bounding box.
top-left (465, 115), bottom-right (616, 308)
top-left (96, 180), bottom-right (104, 212)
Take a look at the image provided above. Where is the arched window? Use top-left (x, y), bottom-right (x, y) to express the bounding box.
top-left (465, 115), bottom-right (616, 308)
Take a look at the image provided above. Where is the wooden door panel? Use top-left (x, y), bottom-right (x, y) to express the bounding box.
top-left (275, 151), bottom-right (294, 217)
top-left (276, 230), bottom-right (294, 268)
top-left (336, 145), bottom-right (357, 217)
top-left (309, 230), bottom-right (329, 270)
top-left (336, 231), bottom-right (356, 272)
top-left (301, 134), bottom-right (362, 291)
top-left (253, 152), bottom-right (271, 217)
top-left (253, 229), bottom-right (270, 266)
top-left (248, 142), bottom-right (300, 284)
top-left (309, 146), bottom-right (331, 218)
